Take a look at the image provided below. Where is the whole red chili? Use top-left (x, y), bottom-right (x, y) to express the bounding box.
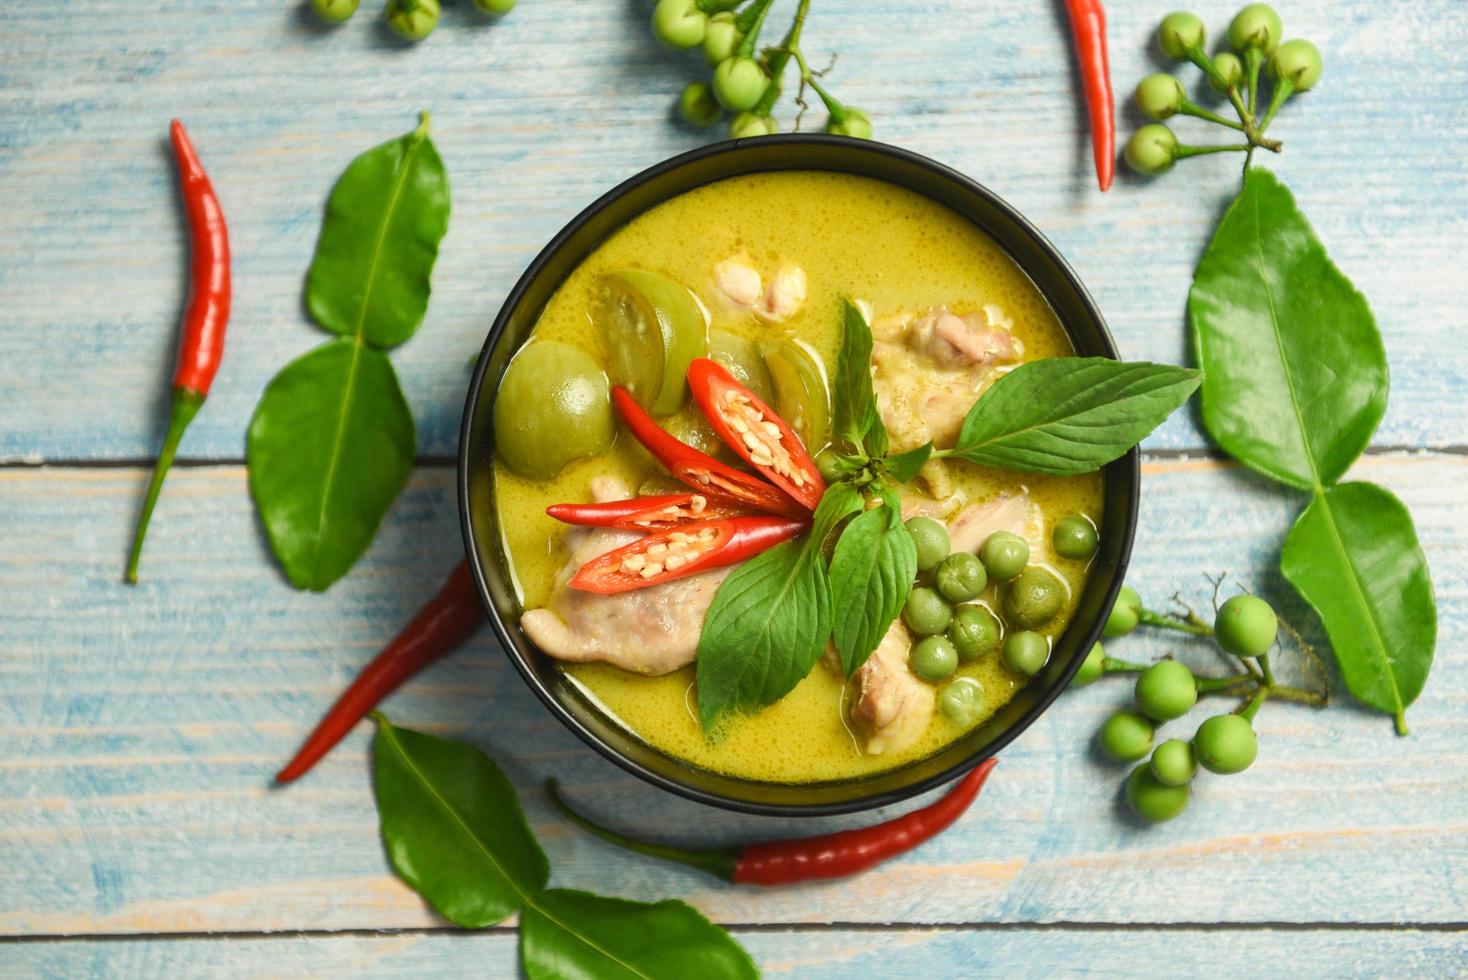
top-left (1063, 0), bottom-right (1115, 192)
top-left (546, 758), bottom-right (998, 885)
top-left (613, 386), bottom-right (808, 519)
top-left (126, 119), bottom-right (232, 583)
top-left (568, 515), bottom-right (809, 595)
top-left (275, 560), bottom-right (485, 784)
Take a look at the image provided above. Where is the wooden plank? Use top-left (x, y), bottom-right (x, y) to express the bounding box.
top-left (5, 927), bottom-right (1468, 979)
top-left (1, 0), bottom-right (1464, 462)
top-left (0, 455), bottom-right (1462, 935)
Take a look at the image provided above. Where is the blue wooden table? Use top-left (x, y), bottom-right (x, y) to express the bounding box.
top-left (3, 1), bottom-right (1465, 976)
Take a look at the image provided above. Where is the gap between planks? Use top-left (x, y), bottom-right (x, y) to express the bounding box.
top-left (4, 920), bottom-right (1468, 946)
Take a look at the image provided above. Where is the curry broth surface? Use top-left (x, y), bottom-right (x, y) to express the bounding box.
top-left (492, 172), bottom-right (1103, 783)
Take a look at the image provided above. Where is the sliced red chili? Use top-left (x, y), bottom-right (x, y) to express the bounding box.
top-left (568, 515), bottom-right (807, 594)
top-left (547, 492), bottom-right (753, 530)
top-left (612, 386), bottom-right (808, 518)
top-left (687, 357), bottom-right (826, 511)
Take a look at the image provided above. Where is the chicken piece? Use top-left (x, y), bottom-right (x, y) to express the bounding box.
top-left (520, 477), bottom-right (731, 675)
top-left (756, 265), bottom-right (807, 323)
top-left (714, 256), bottom-right (763, 309)
top-left (712, 256), bottom-right (807, 323)
top-left (872, 304), bottom-right (1023, 450)
top-left (849, 621), bottom-right (934, 756)
top-left (944, 492), bottom-right (1041, 555)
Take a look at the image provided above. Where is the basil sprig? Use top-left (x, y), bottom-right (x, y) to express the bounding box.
top-left (1191, 167), bottom-right (1435, 733)
top-left (372, 714), bottom-right (757, 977)
top-left (696, 484), bottom-right (859, 731)
top-left (249, 113), bottom-right (450, 591)
top-left (694, 300), bottom-right (1199, 730)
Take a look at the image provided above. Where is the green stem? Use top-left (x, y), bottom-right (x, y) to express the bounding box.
top-left (125, 387), bottom-right (204, 584)
top-left (696, 0), bottom-right (744, 13)
top-left (1178, 100), bottom-right (1245, 131)
top-left (1101, 657), bottom-right (1149, 674)
top-left (1195, 674), bottom-right (1251, 693)
top-left (545, 781), bottom-right (737, 882)
top-left (1174, 143), bottom-right (1251, 159)
top-left (1185, 44), bottom-right (1228, 90)
top-left (733, 0), bottom-right (776, 55)
top-left (1269, 685), bottom-right (1329, 708)
top-left (1138, 608), bottom-right (1213, 637)
top-left (1256, 652), bottom-right (1277, 688)
top-left (753, 0), bottom-right (811, 115)
top-left (1239, 687), bottom-right (1269, 722)
top-left (1224, 84), bottom-right (1282, 152)
top-left (1244, 48), bottom-right (1264, 115)
top-left (1258, 77), bottom-right (1294, 132)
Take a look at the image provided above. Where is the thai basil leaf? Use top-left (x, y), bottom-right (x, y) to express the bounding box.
top-left (941, 358), bottom-right (1201, 475)
top-left (371, 715), bottom-right (548, 928)
top-left (832, 299), bottom-right (886, 457)
top-left (695, 484), bottom-right (860, 731)
top-left (1281, 482), bottom-right (1435, 735)
top-left (694, 540), bottom-right (830, 732)
top-left (520, 889), bottom-right (758, 980)
top-left (830, 501), bottom-right (917, 677)
top-left (884, 442), bottom-right (932, 484)
top-left (807, 481), bottom-right (864, 552)
top-left (306, 113), bottom-right (451, 349)
top-left (248, 339), bottom-right (414, 591)
top-left (1189, 167), bottom-right (1386, 490)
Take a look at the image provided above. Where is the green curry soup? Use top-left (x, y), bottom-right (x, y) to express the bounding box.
top-left (490, 171), bottom-right (1103, 783)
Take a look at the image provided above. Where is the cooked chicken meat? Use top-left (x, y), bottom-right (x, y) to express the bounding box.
top-left (871, 305), bottom-right (1023, 495)
top-left (848, 620), bottom-right (935, 756)
top-left (712, 255), bottom-right (807, 323)
top-left (520, 477), bottom-right (731, 675)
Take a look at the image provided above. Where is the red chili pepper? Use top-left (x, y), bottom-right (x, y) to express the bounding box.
top-left (613, 386), bottom-right (808, 518)
top-left (547, 758), bottom-right (998, 884)
top-left (687, 357), bottom-right (826, 511)
top-left (568, 515), bottom-right (807, 594)
top-left (546, 493), bottom-right (754, 530)
top-left (1063, 0), bottom-right (1115, 192)
top-left (125, 119), bottom-right (232, 583)
top-left (275, 560), bottom-right (485, 784)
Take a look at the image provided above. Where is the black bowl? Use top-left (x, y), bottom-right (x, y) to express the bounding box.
top-left (459, 135), bottom-right (1137, 816)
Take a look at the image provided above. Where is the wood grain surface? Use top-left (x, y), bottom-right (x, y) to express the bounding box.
top-left (2, 0), bottom-right (1464, 975)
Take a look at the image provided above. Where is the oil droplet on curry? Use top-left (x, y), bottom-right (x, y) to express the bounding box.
top-left (490, 172), bottom-right (1102, 783)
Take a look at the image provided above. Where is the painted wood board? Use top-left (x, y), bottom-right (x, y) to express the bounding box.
top-left (2, 455), bottom-right (1462, 935)
top-left (5, 927), bottom-right (1467, 979)
top-left (1, 0), bottom-right (1465, 463)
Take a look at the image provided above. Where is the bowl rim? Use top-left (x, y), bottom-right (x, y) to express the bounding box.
top-left (459, 133), bottom-right (1138, 816)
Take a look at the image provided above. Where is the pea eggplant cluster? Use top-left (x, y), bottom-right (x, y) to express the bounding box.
top-left (896, 512), bottom-right (1100, 729)
top-left (1073, 586), bottom-right (1328, 823)
top-left (310, 0), bottom-right (515, 41)
top-left (1125, 4), bottom-right (1322, 176)
top-left (655, 0), bottom-right (870, 140)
